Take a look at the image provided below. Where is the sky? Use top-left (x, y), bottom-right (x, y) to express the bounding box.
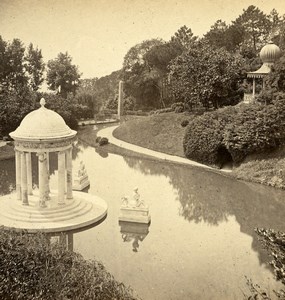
top-left (1, 0), bottom-right (285, 80)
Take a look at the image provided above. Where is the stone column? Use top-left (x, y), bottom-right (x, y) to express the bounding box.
top-left (66, 147), bottom-right (73, 200)
top-left (67, 233), bottom-right (74, 251)
top-left (15, 150), bottom-right (21, 201)
top-left (252, 78), bottom-right (256, 100)
top-left (38, 152), bottom-right (48, 208)
top-left (58, 151), bottom-right (66, 205)
top-left (118, 80), bottom-right (123, 120)
top-left (46, 152), bottom-right (50, 199)
top-left (21, 152), bottom-right (28, 205)
top-left (26, 152), bottom-right (33, 195)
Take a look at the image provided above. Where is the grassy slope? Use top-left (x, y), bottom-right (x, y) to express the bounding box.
top-left (113, 112), bottom-right (285, 189)
top-left (113, 113), bottom-right (187, 157)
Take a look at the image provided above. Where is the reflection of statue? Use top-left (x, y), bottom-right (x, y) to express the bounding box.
top-left (119, 221), bottom-right (150, 252)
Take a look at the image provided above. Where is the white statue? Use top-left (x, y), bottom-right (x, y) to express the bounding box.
top-left (121, 196), bottom-right (129, 207)
top-left (78, 161), bottom-right (87, 177)
top-left (133, 187), bottom-right (145, 207)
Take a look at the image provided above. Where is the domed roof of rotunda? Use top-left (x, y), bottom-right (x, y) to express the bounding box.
top-left (10, 98), bottom-right (77, 140)
top-left (260, 41), bottom-right (281, 64)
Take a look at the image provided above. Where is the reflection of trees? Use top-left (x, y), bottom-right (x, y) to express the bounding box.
top-left (0, 159), bottom-right (16, 195)
top-left (123, 156), bottom-right (285, 265)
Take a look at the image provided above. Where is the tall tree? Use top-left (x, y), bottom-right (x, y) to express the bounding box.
top-left (204, 20), bottom-right (244, 52)
top-left (1, 38), bottom-right (27, 91)
top-left (24, 43), bottom-right (45, 91)
top-left (170, 25), bottom-right (197, 50)
top-left (47, 52), bottom-right (81, 98)
top-left (122, 39), bottom-right (164, 109)
top-left (233, 5), bottom-right (271, 52)
top-left (169, 41), bottom-right (244, 110)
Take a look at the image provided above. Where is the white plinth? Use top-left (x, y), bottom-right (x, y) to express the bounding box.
top-left (73, 174), bottom-right (90, 191)
top-left (119, 206), bottom-right (151, 224)
top-left (0, 190), bottom-right (107, 233)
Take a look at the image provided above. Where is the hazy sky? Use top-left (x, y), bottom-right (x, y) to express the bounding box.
top-left (1, 0), bottom-right (285, 80)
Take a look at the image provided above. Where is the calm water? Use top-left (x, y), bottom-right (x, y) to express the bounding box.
top-left (1, 140), bottom-right (285, 299)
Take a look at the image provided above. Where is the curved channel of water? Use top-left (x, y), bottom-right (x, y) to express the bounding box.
top-left (1, 140), bottom-right (285, 299)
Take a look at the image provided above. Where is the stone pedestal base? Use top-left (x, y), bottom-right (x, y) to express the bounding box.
top-left (119, 206), bottom-right (151, 224)
top-left (0, 190), bottom-right (107, 232)
top-left (73, 174), bottom-right (90, 191)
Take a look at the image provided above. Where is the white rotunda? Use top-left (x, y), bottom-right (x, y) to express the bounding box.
top-left (0, 98), bottom-right (107, 232)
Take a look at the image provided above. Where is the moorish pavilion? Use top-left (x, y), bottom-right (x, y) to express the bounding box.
top-left (246, 41), bottom-right (281, 102)
top-left (0, 98), bottom-right (107, 232)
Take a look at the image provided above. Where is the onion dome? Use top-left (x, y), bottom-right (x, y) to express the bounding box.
top-left (247, 42), bottom-right (281, 78)
top-left (10, 98), bottom-right (76, 140)
top-left (260, 41), bottom-right (281, 64)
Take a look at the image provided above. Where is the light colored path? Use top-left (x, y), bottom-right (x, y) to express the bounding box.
top-left (98, 126), bottom-right (231, 173)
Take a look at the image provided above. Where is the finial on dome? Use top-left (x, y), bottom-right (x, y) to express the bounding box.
top-left (40, 98), bottom-right (46, 107)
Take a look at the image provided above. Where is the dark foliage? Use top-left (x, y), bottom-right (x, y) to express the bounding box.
top-left (181, 120), bottom-right (189, 127)
top-left (0, 229), bottom-right (137, 300)
top-left (184, 97), bottom-right (285, 166)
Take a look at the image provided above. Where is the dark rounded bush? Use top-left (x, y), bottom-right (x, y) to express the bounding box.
top-left (181, 120), bottom-right (189, 127)
top-left (175, 106), bottom-right (184, 113)
top-left (184, 96), bottom-right (285, 166)
top-left (96, 136), bottom-right (102, 143)
top-left (183, 106), bottom-right (236, 166)
top-left (99, 137), bottom-right (109, 146)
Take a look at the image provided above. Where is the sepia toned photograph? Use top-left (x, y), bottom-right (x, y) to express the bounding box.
top-left (0, 0), bottom-right (285, 299)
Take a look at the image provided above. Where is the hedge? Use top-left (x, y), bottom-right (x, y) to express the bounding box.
top-left (0, 229), bottom-right (137, 300)
top-left (183, 97), bottom-right (285, 166)
top-left (183, 106), bottom-right (237, 166)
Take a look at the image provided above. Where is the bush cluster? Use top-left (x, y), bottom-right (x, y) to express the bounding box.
top-left (149, 102), bottom-right (185, 115)
top-left (181, 120), bottom-right (189, 127)
top-left (183, 106), bottom-right (237, 166)
top-left (96, 136), bottom-right (109, 146)
top-left (184, 97), bottom-right (285, 166)
top-left (149, 107), bottom-right (173, 115)
top-left (0, 229), bottom-right (136, 300)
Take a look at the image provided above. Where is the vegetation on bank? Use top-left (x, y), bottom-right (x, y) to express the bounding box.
top-left (248, 228), bottom-right (285, 299)
top-left (111, 112), bottom-right (285, 189)
top-left (0, 229), bottom-right (137, 300)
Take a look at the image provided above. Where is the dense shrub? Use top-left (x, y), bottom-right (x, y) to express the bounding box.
top-left (184, 96), bottom-right (285, 166)
top-left (149, 107), bottom-right (173, 115)
top-left (171, 102), bottom-right (184, 110)
top-left (99, 137), bottom-right (109, 146)
top-left (181, 120), bottom-right (189, 127)
top-left (175, 106), bottom-right (184, 113)
top-left (0, 229), bottom-right (136, 300)
top-left (183, 106), bottom-right (236, 166)
top-left (224, 102), bottom-right (285, 162)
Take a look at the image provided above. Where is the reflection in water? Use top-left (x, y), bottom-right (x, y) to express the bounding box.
top-left (119, 221), bottom-right (150, 252)
top-left (2, 137), bottom-right (285, 300)
top-left (122, 156), bottom-right (285, 265)
top-left (48, 232), bottom-right (74, 251)
top-left (0, 159), bottom-right (16, 195)
top-left (95, 147), bottom-right (109, 158)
